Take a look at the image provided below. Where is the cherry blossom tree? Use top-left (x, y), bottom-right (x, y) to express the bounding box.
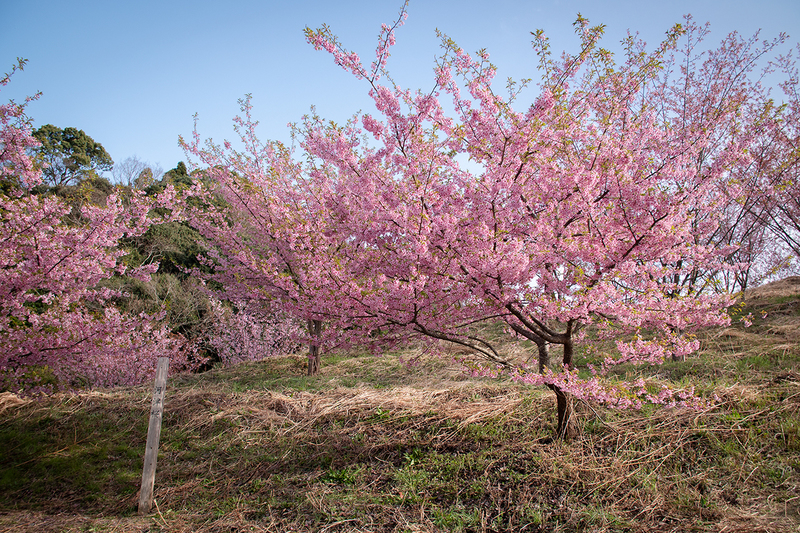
top-left (1, 60), bottom-right (186, 393)
top-left (0, 60), bottom-right (40, 190)
top-left (184, 7), bottom-right (798, 437)
top-left (301, 10), bottom-right (800, 436)
top-left (740, 53), bottom-right (800, 265)
top-left (181, 103), bottom-right (375, 375)
top-left (203, 297), bottom-right (300, 367)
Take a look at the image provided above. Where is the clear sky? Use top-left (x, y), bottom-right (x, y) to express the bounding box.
top-left (2, 0), bottom-right (799, 175)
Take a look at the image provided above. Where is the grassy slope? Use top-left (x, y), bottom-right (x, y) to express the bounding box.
top-left (0, 278), bottom-right (799, 533)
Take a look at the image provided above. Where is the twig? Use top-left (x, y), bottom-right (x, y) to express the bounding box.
top-left (153, 498), bottom-right (168, 527)
top-left (578, 398), bottom-right (620, 434)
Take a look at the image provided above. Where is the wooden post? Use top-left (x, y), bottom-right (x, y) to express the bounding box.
top-left (138, 357), bottom-right (169, 515)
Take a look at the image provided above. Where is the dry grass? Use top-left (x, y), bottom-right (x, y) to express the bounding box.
top-left (0, 392), bottom-right (29, 415)
top-left (1, 279), bottom-right (799, 532)
top-left (743, 276), bottom-right (800, 301)
top-left (3, 371), bottom-right (799, 532)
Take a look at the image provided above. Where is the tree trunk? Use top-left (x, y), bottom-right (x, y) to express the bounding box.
top-left (536, 338), bottom-right (550, 373)
top-left (308, 345), bottom-right (320, 375)
top-left (554, 322), bottom-right (577, 440)
top-left (671, 327), bottom-right (685, 362)
top-left (554, 387), bottom-right (577, 440)
top-left (307, 319), bottom-right (322, 376)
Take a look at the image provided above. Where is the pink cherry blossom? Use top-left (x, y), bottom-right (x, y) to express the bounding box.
top-left (1, 63), bottom-right (191, 393)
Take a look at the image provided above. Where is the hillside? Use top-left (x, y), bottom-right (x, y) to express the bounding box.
top-left (0, 278), bottom-right (798, 532)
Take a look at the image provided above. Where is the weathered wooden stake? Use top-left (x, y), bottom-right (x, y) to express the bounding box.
top-left (138, 357), bottom-right (169, 515)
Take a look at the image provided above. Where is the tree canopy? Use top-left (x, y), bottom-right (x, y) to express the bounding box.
top-left (32, 124), bottom-right (114, 187)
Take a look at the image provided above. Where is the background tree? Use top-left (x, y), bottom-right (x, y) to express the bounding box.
top-left (163, 161), bottom-right (192, 187)
top-left (32, 124), bottom-right (114, 187)
top-left (182, 124), bottom-right (353, 376)
top-left (743, 65), bottom-right (800, 263)
top-left (112, 155), bottom-right (163, 189)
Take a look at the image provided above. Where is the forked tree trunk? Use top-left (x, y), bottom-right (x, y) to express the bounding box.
top-left (509, 316), bottom-right (579, 440)
top-left (307, 319), bottom-right (322, 376)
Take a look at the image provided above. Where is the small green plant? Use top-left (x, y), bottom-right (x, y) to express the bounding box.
top-left (321, 465), bottom-right (361, 485)
top-left (402, 447), bottom-right (424, 467)
top-left (394, 468), bottom-right (429, 503)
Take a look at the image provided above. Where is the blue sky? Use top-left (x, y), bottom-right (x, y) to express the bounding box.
top-left (2, 0), bottom-right (799, 175)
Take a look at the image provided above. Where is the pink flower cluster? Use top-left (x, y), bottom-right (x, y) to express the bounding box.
top-left (204, 299), bottom-right (301, 366)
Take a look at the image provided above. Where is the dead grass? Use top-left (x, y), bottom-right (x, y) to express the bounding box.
top-left (743, 276), bottom-right (800, 301)
top-left (0, 392), bottom-right (29, 415)
top-left (1, 278), bottom-right (799, 532)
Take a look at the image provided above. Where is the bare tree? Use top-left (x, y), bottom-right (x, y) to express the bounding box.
top-left (112, 156), bottom-right (164, 189)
